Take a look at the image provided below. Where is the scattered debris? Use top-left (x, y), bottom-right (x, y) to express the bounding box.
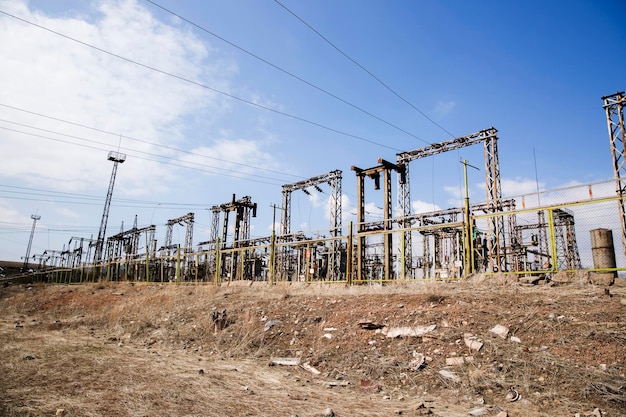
top-left (463, 333), bottom-right (483, 351)
top-left (270, 357), bottom-right (301, 366)
top-left (413, 402), bottom-right (433, 415)
top-left (445, 356), bottom-right (474, 366)
top-left (301, 362), bottom-right (321, 375)
top-left (489, 324), bottom-right (509, 339)
top-left (505, 388), bottom-right (521, 402)
top-left (320, 380), bottom-right (349, 388)
top-left (384, 324), bottom-right (436, 338)
top-left (358, 320), bottom-right (384, 330)
top-left (322, 407), bottom-right (335, 416)
top-left (408, 353), bottom-right (426, 371)
top-left (510, 336), bottom-right (521, 343)
top-left (438, 369), bottom-right (460, 383)
top-left (263, 319), bottom-right (280, 332)
top-left (445, 357), bottom-right (465, 366)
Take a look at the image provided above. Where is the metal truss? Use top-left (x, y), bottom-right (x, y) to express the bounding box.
top-left (603, 91), bottom-right (626, 257)
top-left (106, 223), bottom-right (156, 261)
top-left (162, 212), bottom-right (194, 253)
top-left (93, 151), bottom-right (126, 264)
top-left (396, 128), bottom-right (507, 274)
top-left (280, 170), bottom-right (342, 280)
top-left (553, 208), bottom-right (582, 270)
top-left (351, 159), bottom-right (405, 281)
top-left (204, 195), bottom-right (257, 280)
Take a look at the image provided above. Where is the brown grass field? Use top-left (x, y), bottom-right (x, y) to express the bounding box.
top-left (1, 274), bottom-right (625, 416)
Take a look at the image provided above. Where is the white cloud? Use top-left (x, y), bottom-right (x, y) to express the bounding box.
top-left (0, 0), bottom-right (238, 195)
top-left (411, 200), bottom-right (441, 214)
top-left (55, 207), bottom-right (80, 219)
top-left (432, 100), bottom-right (456, 118)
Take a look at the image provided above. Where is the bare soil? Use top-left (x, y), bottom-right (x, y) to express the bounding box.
top-left (1, 274), bottom-right (625, 417)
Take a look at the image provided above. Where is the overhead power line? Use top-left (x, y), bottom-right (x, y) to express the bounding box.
top-left (0, 103), bottom-right (303, 181)
top-left (0, 120), bottom-right (289, 185)
top-left (143, 0), bottom-right (430, 146)
top-left (0, 9), bottom-right (402, 152)
top-left (273, 0), bottom-right (457, 139)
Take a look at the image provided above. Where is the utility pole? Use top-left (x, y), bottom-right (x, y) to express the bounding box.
top-left (461, 160), bottom-right (479, 277)
top-left (23, 213), bottom-right (41, 271)
top-left (94, 151), bottom-right (126, 264)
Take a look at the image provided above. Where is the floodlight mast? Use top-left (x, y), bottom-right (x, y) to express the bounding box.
top-left (93, 151), bottom-right (126, 264)
top-left (23, 213), bottom-right (41, 271)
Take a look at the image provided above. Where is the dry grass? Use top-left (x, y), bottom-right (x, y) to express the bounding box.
top-left (1, 278), bottom-right (625, 416)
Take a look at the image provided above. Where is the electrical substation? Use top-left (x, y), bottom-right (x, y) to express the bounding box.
top-left (23, 91), bottom-right (626, 284)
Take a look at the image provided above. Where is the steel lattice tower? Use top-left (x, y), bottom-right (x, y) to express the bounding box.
top-left (603, 91), bottom-right (626, 257)
top-left (396, 128), bottom-right (505, 274)
top-left (280, 170), bottom-right (342, 280)
top-left (23, 213), bottom-right (41, 270)
top-left (93, 151), bottom-right (126, 264)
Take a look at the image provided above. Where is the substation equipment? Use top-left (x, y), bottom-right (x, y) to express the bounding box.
top-left (36, 91), bottom-right (626, 281)
top-left (279, 170), bottom-right (343, 281)
top-left (198, 195), bottom-right (257, 281)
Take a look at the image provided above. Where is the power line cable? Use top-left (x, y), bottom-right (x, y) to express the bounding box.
top-left (143, 0), bottom-right (430, 146)
top-left (273, 0), bottom-right (457, 139)
top-left (0, 124), bottom-right (287, 186)
top-left (0, 9), bottom-right (402, 152)
top-left (0, 103), bottom-right (304, 181)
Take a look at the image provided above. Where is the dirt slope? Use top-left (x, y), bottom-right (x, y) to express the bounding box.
top-left (1, 276), bottom-right (625, 416)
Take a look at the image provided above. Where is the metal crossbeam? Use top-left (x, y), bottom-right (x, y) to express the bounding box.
top-left (396, 128), bottom-right (504, 274)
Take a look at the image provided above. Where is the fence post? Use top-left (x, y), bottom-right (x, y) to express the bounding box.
top-left (547, 209), bottom-right (558, 272)
top-left (269, 231), bottom-right (276, 285)
top-left (215, 238), bottom-right (221, 285)
top-left (175, 244), bottom-right (181, 283)
top-left (347, 222), bottom-right (353, 286)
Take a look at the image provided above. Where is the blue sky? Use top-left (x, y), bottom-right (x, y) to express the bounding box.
top-left (0, 0), bottom-right (624, 262)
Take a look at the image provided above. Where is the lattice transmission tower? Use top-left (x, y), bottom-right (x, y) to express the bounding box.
top-left (603, 91), bottom-right (626, 257)
top-left (93, 151), bottom-right (126, 264)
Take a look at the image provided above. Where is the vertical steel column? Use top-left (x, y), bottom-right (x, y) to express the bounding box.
top-left (354, 168), bottom-right (365, 282)
top-left (399, 163), bottom-right (412, 275)
top-left (383, 166), bottom-right (393, 281)
top-left (603, 91), bottom-right (626, 257)
top-left (484, 136), bottom-right (506, 272)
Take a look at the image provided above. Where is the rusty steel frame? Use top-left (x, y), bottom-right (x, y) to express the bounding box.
top-left (280, 170), bottom-right (342, 280)
top-left (603, 91), bottom-right (626, 258)
top-left (163, 212), bottom-right (195, 253)
top-left (396, 127), bottom-right (507, 274)
top-left (351, 158), bottom-right (405, 281)
top-left (205, 195), bottom-right (257, 280)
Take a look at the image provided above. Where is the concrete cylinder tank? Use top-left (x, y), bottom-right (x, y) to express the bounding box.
top-left (590, 228), bottom-right (617, 273)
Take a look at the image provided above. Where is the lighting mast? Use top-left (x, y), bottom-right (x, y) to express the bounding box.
top-left (93, 151), bottom-right (126, 264)
top-left (23, 213), bottom-right (41, 271)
